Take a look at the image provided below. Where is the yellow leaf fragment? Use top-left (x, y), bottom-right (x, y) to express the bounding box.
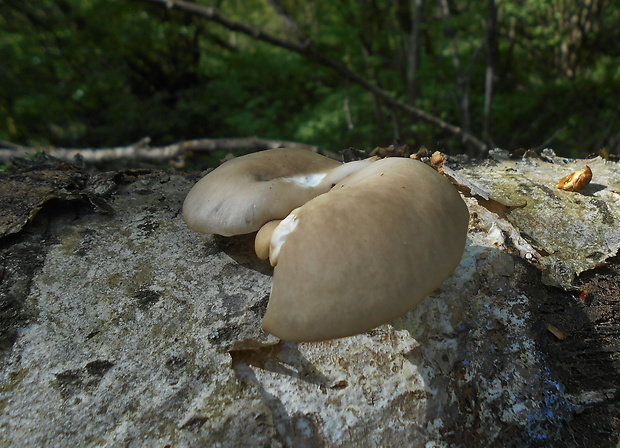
top-left (557, 165), bottom-right (592, 191)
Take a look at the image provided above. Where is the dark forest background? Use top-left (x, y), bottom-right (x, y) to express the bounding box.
top-left (1, 0), bottom-right (619, 159)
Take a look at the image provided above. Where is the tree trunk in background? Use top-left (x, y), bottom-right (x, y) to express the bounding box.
top-left (407, 0), bottom-right (424, 104)
top-left (438, 0), bottom-right (471, 139)
top-left (483, 0), bottom-right (498, 148)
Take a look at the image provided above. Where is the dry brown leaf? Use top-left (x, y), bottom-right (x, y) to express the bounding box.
top-left (557, 165), bottom-right (592, 191)
top-left (578, 289), bottom-right (590, 304)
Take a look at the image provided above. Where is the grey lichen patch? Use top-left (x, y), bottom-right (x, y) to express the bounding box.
top-left (452, 152), bottom-right (620, 288)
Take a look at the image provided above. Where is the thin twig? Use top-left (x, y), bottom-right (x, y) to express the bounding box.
top-left (0, 137), bottom-right (338, 164)
top-left (532, 127), bottom-right (566, 153)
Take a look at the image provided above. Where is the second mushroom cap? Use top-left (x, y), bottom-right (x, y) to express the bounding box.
top-left (262, 157), bottom-right (470, 342)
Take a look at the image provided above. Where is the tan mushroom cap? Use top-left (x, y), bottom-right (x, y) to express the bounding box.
top-left (183, 148), bottom-right (342, 236)
top-left (254, 219), bottom-right (282, 261)
top-left (262, 157), bottom-right (469, 342)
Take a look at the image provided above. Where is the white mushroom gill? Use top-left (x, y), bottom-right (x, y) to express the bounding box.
top-left (282, 160), bottom-right (374, 189)
top-left (282, 173), bottom-right (327, 188)
top-left (268, 207), bottom-right (301, 267)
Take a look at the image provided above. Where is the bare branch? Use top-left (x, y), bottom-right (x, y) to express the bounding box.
top-left (136, 0), bottom-right (488, 153)
top-left (0, 139), bottom-right (22, 150)
top-left (266, 0), bottom-right (304, 40)
top-left (0, 137), bottom-right (338, 164)
top-left (532, 127), bottom-right (566, 153)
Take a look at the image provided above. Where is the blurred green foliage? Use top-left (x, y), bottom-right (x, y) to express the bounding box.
top-left (1, 0), bottom-right (619, 156)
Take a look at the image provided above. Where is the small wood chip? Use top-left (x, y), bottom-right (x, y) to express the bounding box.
top-left (557, 165), bottom-right (592, 191)
top-left (546, 324), bottom-right (566, 340)
top-left (430, 151), bottom-right (445, 168)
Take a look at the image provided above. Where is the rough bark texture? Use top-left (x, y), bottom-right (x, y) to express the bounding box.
top-left (0, 153), bottom-right (618, 447)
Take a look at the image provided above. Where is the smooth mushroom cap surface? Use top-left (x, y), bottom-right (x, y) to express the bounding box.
top-left (254, 219), bottom-right (282, 260)
top-left (183, 148), bottom-right (342, 236)
top-left (262, 157), bottom-right (470, 342)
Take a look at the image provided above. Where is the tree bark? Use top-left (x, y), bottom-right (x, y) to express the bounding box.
top-left (1, 152), bottom-right (618, 446)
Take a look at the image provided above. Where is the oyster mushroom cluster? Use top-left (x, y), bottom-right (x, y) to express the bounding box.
top-left (183, 148), bottom-right (469, 342)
